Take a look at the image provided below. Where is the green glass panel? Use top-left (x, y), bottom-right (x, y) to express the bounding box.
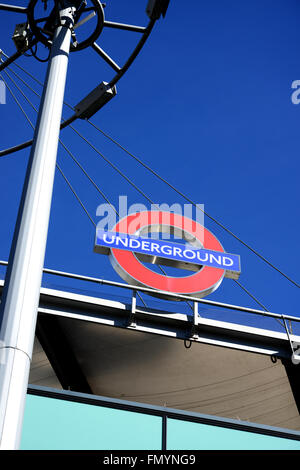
top-left (167, 418), bottom-right (300, 450)
top-left (21, 394), bottom-right (162, 450)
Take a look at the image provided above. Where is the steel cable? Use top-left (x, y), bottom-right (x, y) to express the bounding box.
top-left (1, 67), bottom-right (292, 321)
top-left (4, 59), bottom-right (298, 289)
top-left (1, 72), bottom-right (149, 308)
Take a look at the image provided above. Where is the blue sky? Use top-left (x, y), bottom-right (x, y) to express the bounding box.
top-left (0, 1), bottom-right (299, 332)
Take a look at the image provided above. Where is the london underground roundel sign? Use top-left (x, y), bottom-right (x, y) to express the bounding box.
top-left (94, 211), bottom-right (241, 299)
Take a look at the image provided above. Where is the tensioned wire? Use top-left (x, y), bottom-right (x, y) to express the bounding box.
top-left (1, 67), bottom-right (195, 310)
top-left (86, 119), bottom-right (300, 290)
top-left (0, 69), bottom-right (115, 216)
top-left (120, 363), bottom-right (284, 399)
top-left (0, 71), bottom-right (151, 308)
top-left (1, 68), bottom-right (288, 330)
top-left (65, 121), bottom-right (277, 318)
top-left (0, 68), bottom-right (286, 321)
top-left (0, 55), bottom-right (296, 414)
top-left (1, 58), bottom-right (298, 291)
top-left (2, 67), bottom-right (194, 311)
top-left (0, 73), bottom-right (95, 227)
top-left (67, 123), bottom-right (285, 319)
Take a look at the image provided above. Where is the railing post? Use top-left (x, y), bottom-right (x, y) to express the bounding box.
top-left (189, 301), bottom-right (199, 340)
top-left (128, 290), bottom-right (137, 327)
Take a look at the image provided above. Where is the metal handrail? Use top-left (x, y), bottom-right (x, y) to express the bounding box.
top-left (0, 259), bottom-right (299, 324)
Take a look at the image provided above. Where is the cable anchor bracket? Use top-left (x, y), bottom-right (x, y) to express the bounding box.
top-left (127, 290), bottom-right (137, 328)
top-left (75, 81), bottom-right (117, 119)
top-left (188, 301), bottom-right (199, 340)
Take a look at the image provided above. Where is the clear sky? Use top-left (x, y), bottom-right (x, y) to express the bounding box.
top-left (0, 1), bottom-right (299, 333)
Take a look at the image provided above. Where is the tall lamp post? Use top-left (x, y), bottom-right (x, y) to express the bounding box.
top-left (0, 0), bottom-right (169, 450)
top-left (0, 2), bottom-right (76, 450)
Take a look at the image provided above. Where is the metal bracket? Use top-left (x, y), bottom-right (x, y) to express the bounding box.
top-left (127, 290), bottom-right (137, 328)
top-left (70, 27), bottom-right (78, 48)
top-left (75, 81), bottom-right (117, 119)
top-left (281, 316), bottom-right (300, 364)
top-left (58, 6), bottom-right (76, 29)
top-left (189, 301), bottom-right (199, 340)
top-left (12, 23), bottom-right (32, 52)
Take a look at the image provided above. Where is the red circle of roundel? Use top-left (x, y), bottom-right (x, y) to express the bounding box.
top-left (109, 211), bottom-right (225, 298)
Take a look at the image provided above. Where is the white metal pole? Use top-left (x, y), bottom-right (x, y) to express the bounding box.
top-left (0, 5), bottom-right (75, 450)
